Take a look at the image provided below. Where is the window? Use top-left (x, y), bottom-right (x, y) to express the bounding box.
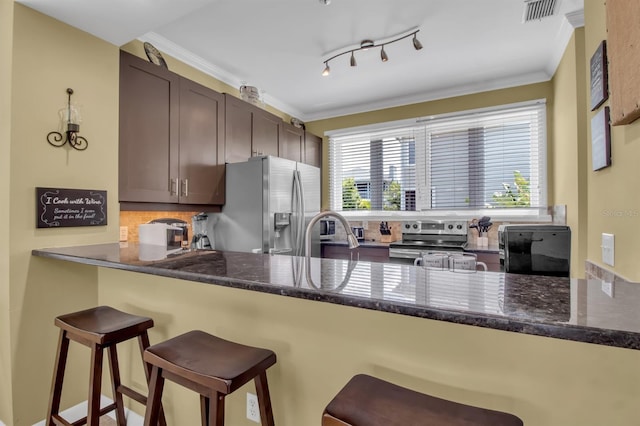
top-left (328, 100), bottom-right (547, 216)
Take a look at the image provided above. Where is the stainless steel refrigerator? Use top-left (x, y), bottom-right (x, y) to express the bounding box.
top-left (213, 156), bottom-right (321, 256)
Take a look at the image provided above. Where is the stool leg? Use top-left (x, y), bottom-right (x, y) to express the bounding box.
top-left (88, 344), bottom-right (104, 426)
top-left (204, 392), bottom-right (225, 426)
top-left (107, 345), bottom-right (127, 426)
top-left (144, 365), bottom-right (165, 426)
top-left (254, 371), bottom-right (275, 426)
top-left (200, 395), bottom-right (209, 425)
top-left (47, 330), bottom-right (70, 426)
top-left (138, 332), bottom-right (167, 426)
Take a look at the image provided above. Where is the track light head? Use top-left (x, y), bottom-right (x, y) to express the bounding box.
top-left (412, 33), bottom-right (423, 50)
top-left (350, 52), bottom-right (357, 67)
top-left (380, 46), bottom-right (388, 62)
top-left (322, 62), bottom-right (331, 76)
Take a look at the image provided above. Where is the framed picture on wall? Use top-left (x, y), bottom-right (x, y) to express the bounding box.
top-left (591, 107), bottom-right (611, 171)
top-left (590, 40), bottom-right (608, 111)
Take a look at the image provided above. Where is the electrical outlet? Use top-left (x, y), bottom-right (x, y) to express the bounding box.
top-left (246, 392), bottom-right (260, 423)
top-left (602, 281), bottom-right (614, 297)
top-left (119, 226), bottom-right (128, 242)
top-left (362, 221), bottom-right (368, 230)
top-left (602, 233), bottom-right (615, 266)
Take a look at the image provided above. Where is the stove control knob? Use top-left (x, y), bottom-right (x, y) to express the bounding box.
top-left (457, 224), bottom-right (463, 230)
top-left (412, 224), bottom-right (418, 229)
top-left (448, 224), bottom-right (454, 230)
top-left (405, 224), bottom-right (411, 229)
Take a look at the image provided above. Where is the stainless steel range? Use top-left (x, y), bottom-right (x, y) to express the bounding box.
top-left (389, 220), bottom-right (468, 263)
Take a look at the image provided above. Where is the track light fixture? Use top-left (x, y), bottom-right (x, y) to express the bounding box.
top-left (321, 29), bottom-right (422, 76)
top-left (413, 33), bottom-right (423, 50)
top-left (380, 46), bottom-right (388, 62)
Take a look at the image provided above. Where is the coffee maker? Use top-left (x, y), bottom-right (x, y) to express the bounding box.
top-left (191, 212), bottom-right (215, 250)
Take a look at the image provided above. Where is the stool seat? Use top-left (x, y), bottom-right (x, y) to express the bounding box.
top-left (47, 306), bottom-right (165, 426)
top-left (143, 330), bottom-right (276, 426)
top-left (55, 305), bottom-right (154, 345)
top-left (144, 330), bottom-right (276, 394)
top-left (323, 374), bottom-right (523, 426)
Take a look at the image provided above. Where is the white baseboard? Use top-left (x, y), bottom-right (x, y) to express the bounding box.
top-left (33, 395), bottom-right (144, 426)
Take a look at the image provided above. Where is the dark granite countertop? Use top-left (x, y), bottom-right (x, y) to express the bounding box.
top-left (464, 242), bottom-right (499, 254)
top-left (321, 240), bottom-right (391, 248)
top-left (32, 243), bottom-right (640, 350)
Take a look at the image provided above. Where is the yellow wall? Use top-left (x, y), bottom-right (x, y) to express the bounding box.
top-left (1, 0), bottom-right (14, 423)
top-left (5, 2), bottom-right (640, 424)
top-left (99, 267), bottom-right (640, 425)
top-left (8, 5), bottom-right (120, 424)
top-left (551, 28), bottom-right (588, 279)
top-left (585, 1), bottom-right (640, 281)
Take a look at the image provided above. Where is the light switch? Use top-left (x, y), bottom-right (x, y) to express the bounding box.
top-left (119, 226), bottom-right (128, 242)
top-left (602, 233), bottom-right (614, 266)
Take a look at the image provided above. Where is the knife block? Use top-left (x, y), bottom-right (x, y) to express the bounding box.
top-left (380, 235), bottom-right (394, 243)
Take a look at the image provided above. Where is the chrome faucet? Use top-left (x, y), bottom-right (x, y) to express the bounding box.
top-left (303, 210), bottom-right (359, 291)
top-left (304, 210), bottom-right (359, 257)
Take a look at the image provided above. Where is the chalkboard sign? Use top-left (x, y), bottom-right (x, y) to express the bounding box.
top-left (36, 187), bottom-right (107, 228)
top-left (590, 40), bottom-right (608, 111)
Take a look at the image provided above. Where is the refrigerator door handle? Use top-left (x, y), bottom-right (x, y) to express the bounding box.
top-left (297, 170), bottom-right (306, 255)
top-left (292, 170), bottom-right (305, 256)
top-left (292, 170), bottom-right (299, 256)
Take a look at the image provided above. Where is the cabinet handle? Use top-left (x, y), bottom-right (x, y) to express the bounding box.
top-left (169, 178), bottom-right (178, 196)
top-left (181, 179), bottom-right (189, 197)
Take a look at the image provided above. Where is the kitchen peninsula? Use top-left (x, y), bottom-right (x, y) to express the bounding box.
top-left (32, 243), bottom-right (640, 426)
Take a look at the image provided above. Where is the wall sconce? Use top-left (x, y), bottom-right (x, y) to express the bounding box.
top-left (47, 88), bottom-right (88, 151)
top-left (322, 28), bottom-right (423, 76)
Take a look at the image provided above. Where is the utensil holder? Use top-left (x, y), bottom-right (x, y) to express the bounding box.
top-left (477, 232), bottom-right (488, 247)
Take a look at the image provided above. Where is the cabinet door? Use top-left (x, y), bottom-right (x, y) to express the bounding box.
top-left (304, 131), bottom-right (322, 168)
top-left (119, 51), bottom-right (179, 203)
top-left (279, 122), bottom-right (303, 162)
top-left (224, 94), bottom-right (253, 163)
top-left (179, 78), bottom-right (225, 205)
top-left (252, 109), bottom-right (280, 158)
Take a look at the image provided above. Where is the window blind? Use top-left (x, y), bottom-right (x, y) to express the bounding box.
top-left (329, 100), bottom-right (547, 213)
top-left (329, 126), bottom-right (418, 211)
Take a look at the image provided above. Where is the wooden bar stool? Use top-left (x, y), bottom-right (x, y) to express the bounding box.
top-left (46, 306), bottom-right (166, 426)
top-left (322, 374), bottom-right (523, 426)
top-left (142, 330), bottom-right (277, 426)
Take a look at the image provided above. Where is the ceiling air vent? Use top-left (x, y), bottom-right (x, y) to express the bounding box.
top-left (522, 0), bottom-right (557, 22)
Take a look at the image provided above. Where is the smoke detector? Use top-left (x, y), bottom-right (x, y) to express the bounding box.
top-left (522, 0), bottom-right (557, 22)
top-left (319, 0), bottom-right (331, 5)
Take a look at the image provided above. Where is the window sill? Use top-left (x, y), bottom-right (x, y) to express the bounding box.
top-left (332, 209), bottom-right (554, 223)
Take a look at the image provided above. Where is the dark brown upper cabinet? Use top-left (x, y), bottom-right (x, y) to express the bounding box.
top-left (304, 131), bottom-right (322, 169)
top-left (119, 51), bottom-right (225, 206)
top-left (224, 94), bottom-right (279, 163)
top-left (279, 122), bottom-right (304, 162)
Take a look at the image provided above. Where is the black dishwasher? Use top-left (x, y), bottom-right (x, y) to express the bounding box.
top-left (502, 225), bottom-right (571, 277)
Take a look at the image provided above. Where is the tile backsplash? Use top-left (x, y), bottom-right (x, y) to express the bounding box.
top-left (120, 211), bottom-right (198, 242)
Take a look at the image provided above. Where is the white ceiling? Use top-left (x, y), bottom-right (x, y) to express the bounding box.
top-left (17, 0), bottom-right (584, 122)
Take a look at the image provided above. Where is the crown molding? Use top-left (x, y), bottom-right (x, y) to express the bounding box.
top-left (137, 32), bottom-right (306, 119)
top-left (565, 9), bottom-right (585, 28)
